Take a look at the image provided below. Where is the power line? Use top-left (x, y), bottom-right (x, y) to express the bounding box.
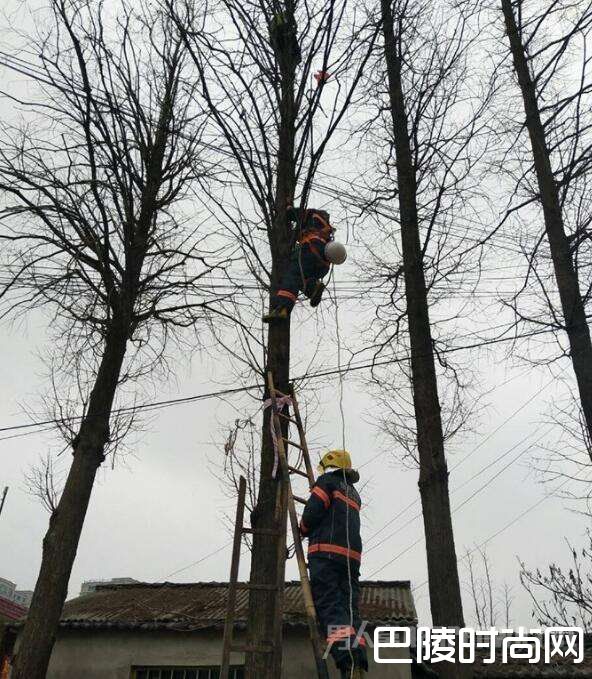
top-left (364, 427), bottom-right (548, 557)
top-left (366, 424), bottom-right (562, 579)
top-left (0, 424), bottom-right (59, 443)
top-left (0, 49), bottom-right (533, 259)
top-left (363, 364), bottom-right (565, 548)
top-left (411, 469), bottom-right (592, 596)
top-left (98, 538), bottom-right (237, 625)
top-left (0, 324), bottom-right (563, 439)
top-left (0, 384), bottom-right (260, 434)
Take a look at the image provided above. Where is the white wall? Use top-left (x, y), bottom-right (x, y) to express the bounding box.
top-left (15, 628), bottom-right (413, 679)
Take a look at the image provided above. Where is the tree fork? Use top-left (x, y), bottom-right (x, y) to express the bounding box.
top-left (380, 2), bottom-right (469, 676)
top-left (501, 0), bottom-right (592, 457)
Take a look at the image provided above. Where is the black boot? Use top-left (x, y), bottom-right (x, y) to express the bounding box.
top-left (262, 306), bottom-right (290, 323)
top-left (308, 280), bottom-right (325, 307)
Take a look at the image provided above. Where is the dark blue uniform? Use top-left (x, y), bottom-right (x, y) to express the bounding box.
top-left (300, 469), bottom-right (368, 674)
top-left (271, 208), bottom-right (333, 313)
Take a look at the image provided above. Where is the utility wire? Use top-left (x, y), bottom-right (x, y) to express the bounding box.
top-left (0, 50), bottom-right (534, 258)
top-left (366, 422), bottom-right (562, 578)
top-left (363, 364), bottom-right (566, 548)
top-left (0, 324), bottom-right (565, 438)
top-left (365, 427), bottom-right (550, 557)
top-left (411, 469), bottom-right (592, 596)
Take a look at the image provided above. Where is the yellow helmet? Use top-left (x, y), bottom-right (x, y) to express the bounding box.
top-left (317, 449), bottom-right (352, 473)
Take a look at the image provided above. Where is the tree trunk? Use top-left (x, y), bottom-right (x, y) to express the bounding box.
top-left (501, 0), bottom-right (592, 456)
top-left (245, 5), bottom-right (298, 678)
top-left (245, 319), bottom-right (291, 679)
top-left (380, 3), bottom-right (469, 677)
top-left (11, 322), bottom-right (129, 679)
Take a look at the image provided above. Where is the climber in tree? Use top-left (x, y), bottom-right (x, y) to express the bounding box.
top-left (263, 204), bottom-right (346, 323)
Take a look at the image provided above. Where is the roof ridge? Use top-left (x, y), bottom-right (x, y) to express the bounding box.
top-left (93, 579), bottom-right (412, 590)
top-left (56, 580), bottom-right (418, 633)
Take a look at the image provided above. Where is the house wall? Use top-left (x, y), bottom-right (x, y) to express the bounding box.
top-left (16, 628), bottom-right (412, 679)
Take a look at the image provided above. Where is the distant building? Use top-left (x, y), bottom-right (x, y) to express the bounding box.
top-left (0, 579), bottom-right (31, 610)
top-left (11, 592), bottom-right (32, 609)
top-left (0, 582), bottom-right (15, 604)
top-left (80, 577), bottom-right (139, 596)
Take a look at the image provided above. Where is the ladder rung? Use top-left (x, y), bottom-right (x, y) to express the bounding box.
top-left (230, 644), bottom-right (274, 654)
top-left (241, 527), bottom-right (281, 536)
top-left (288, 465), bottom-right (308, 478)
top-left (293, 495), bottom-right (307, 505)
top-left (278, 412), bottom-right (298, 424)
top-left (235, 583), bottom-right (279, 591)
top-left (283, 438), bottom-right (304, 450)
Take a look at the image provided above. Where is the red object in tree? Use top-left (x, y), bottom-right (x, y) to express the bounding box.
top-left (314, 70), bottom-right (330, 84)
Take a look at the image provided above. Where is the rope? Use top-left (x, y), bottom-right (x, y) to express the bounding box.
top-left (263, 394), bottom-right (293, 478)
top-left (332, 273), bottom-right (355, 679)
top-left (333, 274), bottom-right (346, 453)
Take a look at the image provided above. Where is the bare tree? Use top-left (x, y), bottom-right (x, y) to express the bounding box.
top-left (520, 532), bottom-right (592, 631)
top-left (168, 1), bottom-right (375, 676)
top-left (0, 1), bottom-right (227, 676)
top-left (466, 548), bottom-right (494, 629)
top-left (465, 546), bottom-right (513, 628)
top-left (353, 1), bottom-right (490, 674)
top-left (218, 417), bottom-right (260, 527)
top-left (23, 454), bottom-right (62, 515)
top-left (498, 0), bottom-right (592, 461)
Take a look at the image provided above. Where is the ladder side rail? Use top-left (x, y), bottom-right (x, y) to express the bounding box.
top-left (273, 378), bottom-right (328, 679)
top-left (276, 424), bottom-right (330, 679)
top-left (220, 476), bottom-right (247, 679)
top-left (289, 387), bottom-right (316, 488)
top-left (256, 374), bottom-right (328, 679)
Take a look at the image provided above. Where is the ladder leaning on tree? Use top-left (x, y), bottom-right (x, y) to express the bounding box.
top-left (220, 373), bottom-right (329, 679)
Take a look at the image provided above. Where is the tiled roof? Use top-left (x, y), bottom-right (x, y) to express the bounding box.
top-left (472, 654), bottom-right (592, 678)
top-left (470, 635), bottom-right (592, 678)
top-left (57, 580), bottom-right (417, 632)
top-left (421, 640), bottom-right (592, 678)
top-left (473, 664), bottom-right (592, 678)
top-left (0, 597), bottom-right (26, 623)
top-left (474, 671), bottom-right (592, 678)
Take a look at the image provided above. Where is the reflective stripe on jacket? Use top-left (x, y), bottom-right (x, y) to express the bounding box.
top-left (299, 212), bottom-right (333, 245)
top-left (300, 469), bottom-right (362, 563)
top-left (287, 206), bottom-right (335, 245)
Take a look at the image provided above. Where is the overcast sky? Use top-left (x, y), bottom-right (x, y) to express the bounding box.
top-left (1, 0), bottom-right (590, 631)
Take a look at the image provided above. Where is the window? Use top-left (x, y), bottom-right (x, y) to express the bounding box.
top-left (131, 667), bottom-right (243, 679)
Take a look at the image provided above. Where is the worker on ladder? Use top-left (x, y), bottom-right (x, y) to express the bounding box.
top-left (263, 204), bottom-right (347, 323)
top-left (299, 450), bottom-right (367, 679)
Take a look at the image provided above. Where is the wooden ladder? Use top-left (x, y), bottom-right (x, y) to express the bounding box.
top-left (220, 373), bottom-right (329, 679)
